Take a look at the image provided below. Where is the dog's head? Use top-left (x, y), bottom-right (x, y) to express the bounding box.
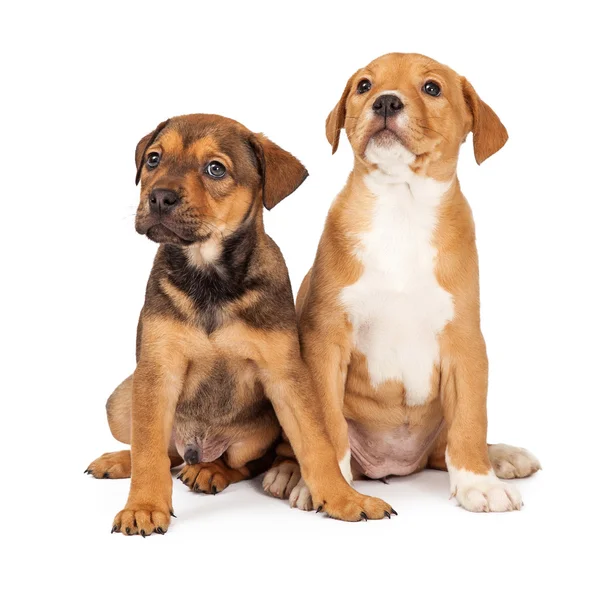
top-left (326, 53), bottom-right (508, 175)
top-left (134, 114), bottom-right (308, 245)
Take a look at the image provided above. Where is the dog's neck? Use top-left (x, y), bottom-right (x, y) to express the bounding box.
top-left (349, 141), bottom-right (458, 208)
top-left (163, 215), bottom-right (262, 300)
top-left (360, 140), bottom-right (457, 189)
top-left (181, 203), bottom-right (263, 270)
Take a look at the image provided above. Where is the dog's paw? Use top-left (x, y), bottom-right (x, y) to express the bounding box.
top-left (263, 460), bottom-right (301, 499)
top-left (112, 503), bottom-right (171, 536)
top-left (178, 461), bottom-right (239, 494)
top-left (314, 487), bottom-right (396, 521)
top-left (84, 450), bottom-right (131, 479)
top-left (289, 478), bottom-right (313, 511)
top-left (451, 471), bottom-right (522, 512)
top-left (489, 444), bottom-right (541, 479)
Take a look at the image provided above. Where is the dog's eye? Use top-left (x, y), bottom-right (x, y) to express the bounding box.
top-left (422, 81), bottom-right (441, 97)
top-left (146, 152), bottom-right (161, 169)
top-left (357, 79), bottom-right (372, 94)
top-left (205, 161), bottom-right (227, 179)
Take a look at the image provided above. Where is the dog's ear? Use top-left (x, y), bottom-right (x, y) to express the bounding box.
top-left (134, 119), bottom-right (170, 185)
top-left (461, 78), bottom-right (508, 165)
top-left (248, 134), bottom-right (308, 210)
top-left (325, 70), bottom-right (361, 154)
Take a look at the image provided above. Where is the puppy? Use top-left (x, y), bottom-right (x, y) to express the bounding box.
top-left (264, 54), bottom-right (540, 512)
top-left (85, 114), bottom-right (394, 535)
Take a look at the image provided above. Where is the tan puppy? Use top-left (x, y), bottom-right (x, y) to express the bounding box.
top-left (264, 54), bottom-right (540, 512)
top-left (85, 114), bottom-right (395, 535)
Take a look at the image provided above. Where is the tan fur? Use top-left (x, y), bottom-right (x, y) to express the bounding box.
top-left (292, 53), bottom-right (537, 494)
top-left (87, 114), bottom-right (395, 536)
top-left (178, 459), bottom-right (251, 494)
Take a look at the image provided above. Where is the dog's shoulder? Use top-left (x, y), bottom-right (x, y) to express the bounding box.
top-left (236, 234), bottom-right (297, 331)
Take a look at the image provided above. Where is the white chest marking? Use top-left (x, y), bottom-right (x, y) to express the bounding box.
top-left (340, 141), bottom-right (454, 406)
top-left (185, 238), bottom-right (223, 267)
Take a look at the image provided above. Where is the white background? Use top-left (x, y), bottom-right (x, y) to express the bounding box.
top-left (2, 1), bottom-right (598, 598)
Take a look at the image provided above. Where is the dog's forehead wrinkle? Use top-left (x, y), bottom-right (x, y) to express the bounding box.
top-left (367, 54), bottom-right (451, 88)
top-left (172, 119), bottom-right (222, 151)
top-left (154, 128), bottom-right (184, 154)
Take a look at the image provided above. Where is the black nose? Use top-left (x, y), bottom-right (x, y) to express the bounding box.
top-left (372, 94), bottom-right (404, 117)
top-left (149, 188), bottom-right (180, 214)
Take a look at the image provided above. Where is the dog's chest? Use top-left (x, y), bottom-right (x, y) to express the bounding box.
top-left (340, 179), bottom-right (454, 406)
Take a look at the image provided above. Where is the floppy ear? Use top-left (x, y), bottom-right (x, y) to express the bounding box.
top-left (461, 78), bottom-right (508, 165)
top-left (248, 134), bottom-right (309, 210)
top-left (134, 119), bottom-right (170, 185)
top-left (325, 70), bottom-right (360, 154)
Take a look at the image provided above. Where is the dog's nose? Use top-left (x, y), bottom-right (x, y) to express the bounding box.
top-left (372, 94), bottom-right (404, 117)
top-left (149, 188), bottom-right (180, 214)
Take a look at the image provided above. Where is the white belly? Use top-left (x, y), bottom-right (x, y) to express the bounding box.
top-left (340, 168), bottom-right (454, 406)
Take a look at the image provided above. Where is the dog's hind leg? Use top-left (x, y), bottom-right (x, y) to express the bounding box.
top-left (85, 375), bottom-right (182, 479)
top-left (262, 440), bottom-right (305, 503)
top-left (427, 431), bottom-right (541, 480)
top-left (106, 375), bottom-right (134, 444)
top-left (178, 459), bottom-right (251, 494)
top-left (85, 450), bottom-right (132, 479)
top-left (178, 423), bottom-right (279, 494)
top-left (488, 444), bottom-right (541, 479)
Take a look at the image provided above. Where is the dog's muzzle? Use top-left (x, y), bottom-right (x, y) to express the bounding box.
top-left (149, 188), bottom-right (181, 215)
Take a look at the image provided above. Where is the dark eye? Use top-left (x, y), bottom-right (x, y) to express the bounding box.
top-left (146, 152), bottom-right (161, 169)
top-left (423, 81), bottom-right (441, 97)
top-left (205, 160), bottom-right (227, 179)
top-left (357, 79), bottom-right (372, 94)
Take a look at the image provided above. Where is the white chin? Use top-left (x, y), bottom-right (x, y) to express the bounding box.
top-left (365, 136), bottom-right (416, 168)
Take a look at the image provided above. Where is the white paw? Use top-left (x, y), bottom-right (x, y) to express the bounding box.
top-left (262, 461), bottom-right (301, 499)
top-left (489, 444), bottom-right (541, 479)
top-left (289, 478), bottom-right (313, 511)
top-left (451, 470), bottom-right (522, 512)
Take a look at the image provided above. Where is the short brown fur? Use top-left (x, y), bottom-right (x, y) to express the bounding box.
top-left (86, 114), bottom-right (394, 535)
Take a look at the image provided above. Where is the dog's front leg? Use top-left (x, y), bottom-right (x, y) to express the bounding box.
top-left (262, 327), bottom-right (353, 509)
top-left (441, 328), bottom-right (522, 512)
top-left (262, 356), bottom-right (394, 521)
top-left (112, 329), bottom-right (186, 535)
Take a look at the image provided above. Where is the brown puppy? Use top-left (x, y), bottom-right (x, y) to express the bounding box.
top-left (86, 114), bottom-right (394, 535)
top-left (264, 54), bottom-right (540, 512)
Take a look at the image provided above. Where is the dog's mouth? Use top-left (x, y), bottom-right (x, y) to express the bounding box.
top-left (371, 127), bottom-right (401, 146)
top-left (364, 122), bottom-right (417, 157)
top-left (145, 223), bottom-right (199, 246)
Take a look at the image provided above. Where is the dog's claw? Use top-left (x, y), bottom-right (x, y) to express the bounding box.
top-left (125, 527), bottom-right (131, 535)
top-left (316, 505), bottom-right (324, 513)
top-left (140, 530), bottom-right (147, 538)
top-left (103, 472), bottom-right (109, 479)
top-left (155, 527), bottom-right (165, 535)
top-left (384, 511), bottom-right (391, 519)
top-left (170, 510), bottom-right (177, 518)
top-left (360, 511), bottom-right (368, 521)
top-left (111, 525), bottom-right (118, 533)
top-left (391, 508), bottom-right (397, 516)
top-left (211, 485), bottom-right (217, 495)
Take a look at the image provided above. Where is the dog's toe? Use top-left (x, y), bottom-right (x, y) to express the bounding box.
top-left (85, 450), bottom-right (132, 479)
top-left (451, 472), bottom-right (523, 513)
top-left (489, 444), bottom-right (541, 479)
top-left (288, 478), bottom-right (313, 511)
top-left (263, 460), bottom-right (301, 500)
